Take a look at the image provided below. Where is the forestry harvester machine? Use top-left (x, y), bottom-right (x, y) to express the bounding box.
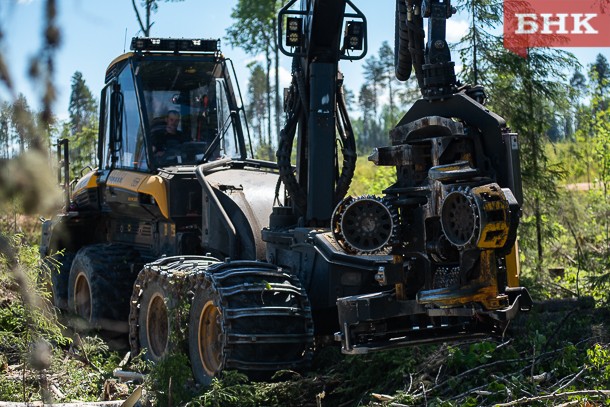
top-left (41, 0), bottom-right (532, 384)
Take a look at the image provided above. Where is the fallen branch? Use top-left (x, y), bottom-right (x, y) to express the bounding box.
top-left (551, 367), bottom-right (588, 395)
top-left (491, 374), bottom-right (534, 398)
top-left (113, 369), bottom-right (145, 383)
top-left (433, 357), bottom-right (526, 396)
top-left (494, 389), bottom-right (610, 406)
top-left (555, 401), bottom-right (583, 407)
top-left (447, 383), bottom-right (490, 401)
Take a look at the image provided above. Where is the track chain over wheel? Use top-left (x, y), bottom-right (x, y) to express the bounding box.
top-left (128, 256), bottom-right (219, 362)
top-left (68, 244), bottom-right (140, 331)
top-left (188, 261), bottom-right (314, 385)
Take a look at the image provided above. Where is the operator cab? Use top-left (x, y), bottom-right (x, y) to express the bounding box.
top-left (98, 38), bottom-right (251, 172)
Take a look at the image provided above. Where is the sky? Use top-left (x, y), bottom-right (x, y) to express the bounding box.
top-left (0, 0), bottom-right (608, 122)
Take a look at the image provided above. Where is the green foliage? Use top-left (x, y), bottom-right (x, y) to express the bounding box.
top-left (246, 63), bottom-right (272, 154)
top-left (188, 371), bottom-right (254, 407)
top-left (356, 40), bottom-right (419, 153)
top-left (586, 343), bottom-right (610, 388)
top-left (0, 235), bottom-right (67, 352)
top-left (227, 0), bottom-right (281, 143)
top-left (447, 341), bottom-right (496, 370)
top-left (146, 352), bottom-right (195, 406)
top-left (455, 0), bottom-right (504, 87)
top-left (66, 71), bottom-right (98, 178)
top-left (349, 157), bottom-right (396, 196)
top-left (186, 370), bottom-right (326, 407)
top-left (76, 335), bottom-right (121, 374)
top-left (253, 142), bottom-right (275, 162)
top-left (0, 234), bottom-right (130, 402)
top-left (47, 338), bottom-right (121, 402)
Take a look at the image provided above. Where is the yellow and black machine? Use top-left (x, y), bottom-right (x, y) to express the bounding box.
top-left (41, 0), bottom-right (531, 385)
top-left (270, 0), bottom-right (531, 354)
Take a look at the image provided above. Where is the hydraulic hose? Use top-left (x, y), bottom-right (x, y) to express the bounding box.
top-left (395, 0), bottom-right (412, 81)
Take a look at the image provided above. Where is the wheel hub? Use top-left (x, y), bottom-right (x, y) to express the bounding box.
top-left (198, 300), bottom-right (222, 376)
top-left (146, 293), bottom-right (169, 360)
top-left (74, 272), bottom-right (92, 321)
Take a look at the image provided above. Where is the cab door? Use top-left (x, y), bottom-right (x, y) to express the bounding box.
top-left (97, 62), bottom-right (153, 218)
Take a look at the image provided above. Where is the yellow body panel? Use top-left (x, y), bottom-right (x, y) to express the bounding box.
top-left (138, 175), bottom-right (170, 219)
top-left (72, 171), bottom-right (99, 198)
top-left (106, 52), bottom-right (133, 77)
top-left (417, 251), bottom-right (508, 310)
top-left (505, 241), bottom-right (521, 287)
top-left (106, 170), bottom-right (170, 219)
top-left (477, 221), bottom-right (509, 249)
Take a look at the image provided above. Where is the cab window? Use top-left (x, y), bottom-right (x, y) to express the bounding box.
top-left (99, 84), bottom-right (112, 170)
top-left (116, 64), bottom-right (149, 171)
top-left (137, 59), bottom-right (244, 166)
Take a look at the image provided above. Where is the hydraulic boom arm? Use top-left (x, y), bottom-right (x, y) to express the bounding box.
top-left (277, 0), bottom-right (366, 225)
top-left (273, 0), bottom-right (531, 355)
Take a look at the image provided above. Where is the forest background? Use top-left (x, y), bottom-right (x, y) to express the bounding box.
top-left (1, 0), bottom-right (610, 406)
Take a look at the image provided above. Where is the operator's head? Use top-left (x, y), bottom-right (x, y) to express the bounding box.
top-left (166, 110), bottom-right (180, 134)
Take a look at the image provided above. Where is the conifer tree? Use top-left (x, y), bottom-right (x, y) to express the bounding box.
top-left (226, 0), bottom-right (281, 145)
top-left (456, 0), bottom-right (576, 272)
top-left (247, 63), bottom-right (273, 159)
top-left (67, 71), bottom-right (98, 176)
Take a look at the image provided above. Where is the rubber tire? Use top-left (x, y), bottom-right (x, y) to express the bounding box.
top-left (44, 252), bottom-right (74, 310)
top-left (137, 280), bottom-right (175, 362)
top-left (188, 263), bottom-right (313, 385)
top-left (68, 244), bottom-right (140, 330)
top-left (188, 282), bottom-right (223, 386)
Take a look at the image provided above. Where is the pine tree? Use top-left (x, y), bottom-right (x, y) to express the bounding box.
top-left (0, 102), bottom-right (11, 159)
top-left (489, 49), bottom-right (575, 272)
top-left (362, 55), bottom-right (384, 119)
top-left (68, 72), bottom-right (96, 135)
top-left (67, 71), bottom-right (98, 176)
top-left (569, 69), bottom-right (587, 139)
top-left (456, 0), bottom-right (503, 87)
top-left (454, 0), bottom-right (577, 273)
top-left (11, 94), bottom-right (32, 154)
top-left (378, 41), bottom-right (398, 123)
top-left (589, 54), bottom-right (610, 111)
top-left (226, 0), bottom-right (281, 146)
top-left (358, 84), bottom-right (376, 151)
top-left (247, 63), bottom-right (272, 160)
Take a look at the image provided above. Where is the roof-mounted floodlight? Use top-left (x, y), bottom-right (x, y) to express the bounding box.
top-left (277, 0), bottom-right (367, 61)
top-left (286, 17), bottom-right (303, 47)
top-left (343, 21), bottom-right (364, 51)
top-left (130, 37), bottom-right (220, 53)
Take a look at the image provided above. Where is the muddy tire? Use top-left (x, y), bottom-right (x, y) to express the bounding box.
top-left (129, 256), bottom-right (220, 362)
top-left (188, 261), bottom-right (314, 385)
top-left (137, 280), bottom-right (174, 362)
top-left (68, 244), bottom-right (140, 330)
top-left (43, 252), bottom-right (74, 310)
top-left (188, 281), bottom-right (224, 385)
